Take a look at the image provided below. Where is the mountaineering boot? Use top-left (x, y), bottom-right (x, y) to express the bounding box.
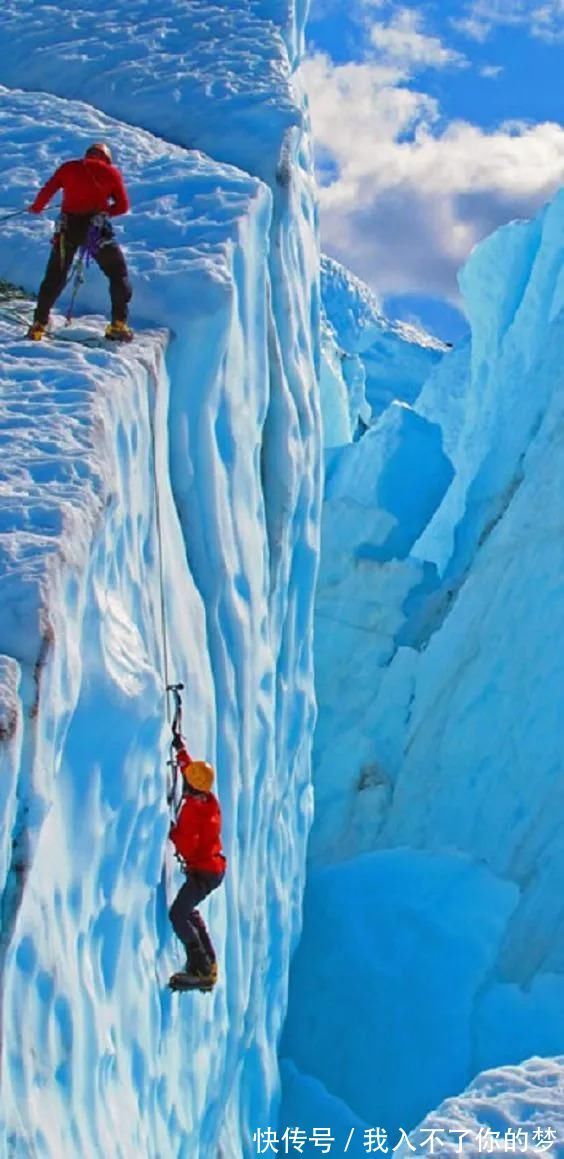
top-left (182, 949), bottom-right (218, 983)
top-left (105, 320), bottom-right (133, 342)
top-left (168, 956), bottom-right (218, 993)
top-left (201, 961), bottom-right (218, 987)
top-left (26, 321), bottom-right (46, 341)
top-left (183, 960), bottom-right (218, 990)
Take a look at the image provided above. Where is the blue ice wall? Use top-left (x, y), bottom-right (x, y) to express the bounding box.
top-left (0, 2), bottom-right (321, 1154)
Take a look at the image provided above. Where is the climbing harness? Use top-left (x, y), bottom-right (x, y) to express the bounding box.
top-left (64, 219), bottom-right (103, 325)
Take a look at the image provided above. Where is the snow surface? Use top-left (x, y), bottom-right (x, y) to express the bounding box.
top-left (0, 0), bottom-right (321, 1153)
top-left (0, 0), bottom-right (308, 185)
top-left (280, 1054), bottom-right (564, 1158)
top-left (395, 1058), bottom-right (564, 1158)
top-left (0, 87), bottom-right (268, 334)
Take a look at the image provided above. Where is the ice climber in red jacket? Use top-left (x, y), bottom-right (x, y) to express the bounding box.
top-left (168, 738), bottom-right (226, 989)
top-left (26, 142), bottom-right (133, 342)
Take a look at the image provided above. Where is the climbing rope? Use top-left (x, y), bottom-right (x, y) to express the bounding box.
top-left (144, 356), bottom-right (191, 820)
top-left (0, 209), bottom-right (26, 225)
top-left (143, 363), bottom-right (170, 704)
top-left (147, 370), bottom-right (186, 811)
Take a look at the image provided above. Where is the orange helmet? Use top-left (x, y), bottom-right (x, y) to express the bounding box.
top-left (85, 142), bottom-right (112, 164)
top-left (183, 760), bottom-right (214, 793)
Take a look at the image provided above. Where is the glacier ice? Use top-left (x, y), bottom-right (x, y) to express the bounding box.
top-left (321, 256), bottom-right (445, 419)
top-left (318, 319), bottom-right (368, 448)
top-left (284, 191), bottom-right (564, 1145)
top-left (282, 849), bottom-right (516, 1135)
top-left (0, 0), bottom-right (562, 1151)
top-left (312, 400), bottom-right (453, 864)
top-left (0, 0), bottom-right (308, 187)
top-left (0, 0), bottom-right (321, 1152)
top-left (394, 1057), bottom-right (564, 1157)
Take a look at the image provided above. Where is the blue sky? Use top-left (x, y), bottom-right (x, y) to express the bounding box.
top-left (304, 0), bottom-right (564, 341)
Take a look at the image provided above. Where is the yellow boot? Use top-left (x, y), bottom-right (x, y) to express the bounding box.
top-left (105, 320), bottom-right (134, 342)
top-left (185, 960), bottom-right (218, 989)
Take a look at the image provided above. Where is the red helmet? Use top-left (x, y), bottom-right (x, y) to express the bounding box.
top-left (85, 142), bottom-right (112, 164)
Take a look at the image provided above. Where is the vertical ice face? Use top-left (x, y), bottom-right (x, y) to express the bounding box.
top-left (373, 191), bottom-right (564, 991)
top-left (0, 332), bottom-right (214, 1157)
top-left (0, 657), bottom-right (22, 904)
top-left (310, 262), bottom-right (453, 864)
top-left (0, 1), bottom-right (320, 1154)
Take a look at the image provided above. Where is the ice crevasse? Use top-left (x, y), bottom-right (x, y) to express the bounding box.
top-left (283, 180), bottom-right (564, 1147)
top-left (0, 0), bottom-right (321, 1155)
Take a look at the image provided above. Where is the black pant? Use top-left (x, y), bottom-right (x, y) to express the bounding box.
top-left (169, 868), bottom-right (225, 970)
top-left (34, 213), bottom-right (132, 325)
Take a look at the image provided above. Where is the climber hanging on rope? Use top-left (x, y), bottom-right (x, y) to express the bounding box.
top-left (167, 689), bottom-right (226, 993)
top-left (26, 142), bottom-right (133, 342)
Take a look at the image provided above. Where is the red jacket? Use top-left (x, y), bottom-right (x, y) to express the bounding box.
top-left (169, 745), bottom-right (226, 874)
top-left (30, 158), bottom-right (129, 218)
top-left (170, 793), bottom-right (226, 875)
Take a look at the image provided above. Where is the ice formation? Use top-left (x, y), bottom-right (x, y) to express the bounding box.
top-left (0, 0), bottom-right (562, 1154)
top-left (282, 181), bottom-right (564, 1152)
top-left (0, 1), bottom-right (320, 1154)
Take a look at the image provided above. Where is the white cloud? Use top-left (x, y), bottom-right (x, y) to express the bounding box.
top-left (302, 51), bottom-right (564, 302)
top-left (308, 0), bottom-right (386, 19)
top-left (480, 64), bottom-right (504, 77)
top-left (303, 53), bottom-right (439, 162)
top-left (531, 1), bottom-right (564, 39)
top-left (451, 14), bottom-right (491, 41)
top-left (369, 7), bottom-right (468, 70)
top-left (454, 0), bottom-right (564, 42)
